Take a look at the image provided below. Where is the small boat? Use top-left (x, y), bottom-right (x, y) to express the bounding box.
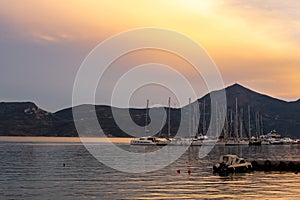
top-left (130, 136), bottom-right (171, 146)
top-left (213, 154), bottom-right (253, 174)
top-left (268, 138), bottom-right (282, 145)
top-left (280, 137), bottom-right (294, 145)
top-left (130, 136), bottom-right (159, 145)
top-left (249, 137), bottom-right (262, 145)
top-left (261, 140), bottom-right (270, 145)
top-left (293, 139), bottom-right (300, 144)
top-left (191, 138), bottom-right (203, 146)
top-left (156, 138), bottom-right (171, 146)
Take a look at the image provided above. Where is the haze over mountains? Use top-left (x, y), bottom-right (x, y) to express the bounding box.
top-left (0, 84), bottom-right (299, 138)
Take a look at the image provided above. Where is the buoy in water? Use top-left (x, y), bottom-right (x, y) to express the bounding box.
top-left (176, 169), bottom-right (181, 174)
top-left (187, 169), bottom-right (191, 175)
top-left (63, 163), bottom-right (66, 167)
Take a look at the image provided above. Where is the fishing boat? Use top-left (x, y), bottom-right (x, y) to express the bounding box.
top-left (213, 154), bottom-right (253, 174)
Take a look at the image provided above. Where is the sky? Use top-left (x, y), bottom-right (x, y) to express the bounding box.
top-left (0, 0), bottom-right (300, 111)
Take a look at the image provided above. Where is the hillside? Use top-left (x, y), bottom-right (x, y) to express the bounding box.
top-left (199, 84), bottom-right (300, 137)
top-left (0, 84), bottom-right (299, 137)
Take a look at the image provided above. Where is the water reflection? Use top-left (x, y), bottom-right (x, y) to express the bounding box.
top-left (1, 142), bottom-right (300, 199)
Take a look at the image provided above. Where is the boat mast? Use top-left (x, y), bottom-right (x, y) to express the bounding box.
top-left (235, 97), bottom-right (239, 141)
top-left (230, 109), bottom-right (233, 139)
top-left (260, 115), bottom-right (264, 135)
top-left (145, 99), bottom-right (149, 134)
top-left (255, 112), bottom-right (260, 138)
top-left (188, 98), bottom-right (191, 138)
top-left (167, 97), bottom-right (171, 139)
top-left (248, 105), bottom-right (251, 139)
top-left (195, 101), bottom-right (199, 138)
top-left (216, 101), bottom-right (219, 137)
top-left (239, 108), bottom-right (243, 139)
top-left (224, 107), bottom-right (228, 141)
top-left (202, 100), bottom-right (206, 135)
top-left (258, 112), bottom-right (261, 136)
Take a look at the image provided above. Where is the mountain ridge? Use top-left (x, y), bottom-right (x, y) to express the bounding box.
top-left (0, 83), bottom-right (299, 137)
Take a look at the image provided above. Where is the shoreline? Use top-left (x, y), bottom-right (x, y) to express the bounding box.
top-left (0, 136), bottom-right (132, 143)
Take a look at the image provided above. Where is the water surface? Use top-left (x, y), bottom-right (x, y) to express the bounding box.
top-left (1, 141), bottom-right (300, 199)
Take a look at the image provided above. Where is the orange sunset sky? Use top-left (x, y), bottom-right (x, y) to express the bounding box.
top-left (0, 0), bottom-right (300, 111)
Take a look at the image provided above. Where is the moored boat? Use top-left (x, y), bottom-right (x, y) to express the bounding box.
top-left (130, 99), bottom-right (170, 146)
top-left (213, 154), bottom-right (253, 174)
top-left (156, 138), bottom-right (171, 146)
top-left (130, 136), bottom-right (159, 145)
top-left (293, 139), bottom-right (300, 144)
top-left (249, 137), bottom-right (262, 145)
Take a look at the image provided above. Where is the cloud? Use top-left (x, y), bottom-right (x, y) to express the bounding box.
top-left (224, 0), bottom-right (300, 44)
top-left (31, 32), bottom-right (58, 42)
top-left (0, 0), bottom-right (300, 110)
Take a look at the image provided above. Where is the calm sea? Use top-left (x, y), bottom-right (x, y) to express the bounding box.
top-left (1, 140), bottom-right (300, 199)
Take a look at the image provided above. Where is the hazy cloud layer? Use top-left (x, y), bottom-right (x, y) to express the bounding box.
top-left (0, 0), bottom-right (299, 111)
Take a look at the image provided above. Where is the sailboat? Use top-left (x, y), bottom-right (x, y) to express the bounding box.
top-left (248, 106), bottom-right (262, 145)
top-left (170, 98), bottom-right (193, 146)
top-left (225, 98), bottom-right (248, 146)
top-left (171, 98), bottom-right (203, 146)
top-left (190, 99), bottom-right (202, 146)
top-left (130, 99), bottom-right (170, 146)
top-left (195, 99), bottom-right (218, 146)
top-left (156, 98), bottom-right (172, 146)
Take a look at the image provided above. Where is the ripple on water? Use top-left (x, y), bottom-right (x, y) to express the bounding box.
top-left (1, 143), bottom-right (300, 199)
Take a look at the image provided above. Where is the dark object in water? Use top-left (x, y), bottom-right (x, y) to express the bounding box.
top-left (213, 155), bottom-right (300, 174)
top-left (213, 155), bottom-right (253, 174)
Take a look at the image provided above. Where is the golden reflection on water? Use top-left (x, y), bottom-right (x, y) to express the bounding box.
top-left (1, 139), bottom-right (300, 199)
top-left (0, 136), bottom-right (132, 143)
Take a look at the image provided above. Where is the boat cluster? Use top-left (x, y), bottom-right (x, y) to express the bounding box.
top-left (130, 135), bottom-right (217, 146)
top-left (130, 98), bottom-right (300, 146)
top-left (259, 130), bottom-right (300, 145)
top-left (130, 130), bottom-right (300, 146)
